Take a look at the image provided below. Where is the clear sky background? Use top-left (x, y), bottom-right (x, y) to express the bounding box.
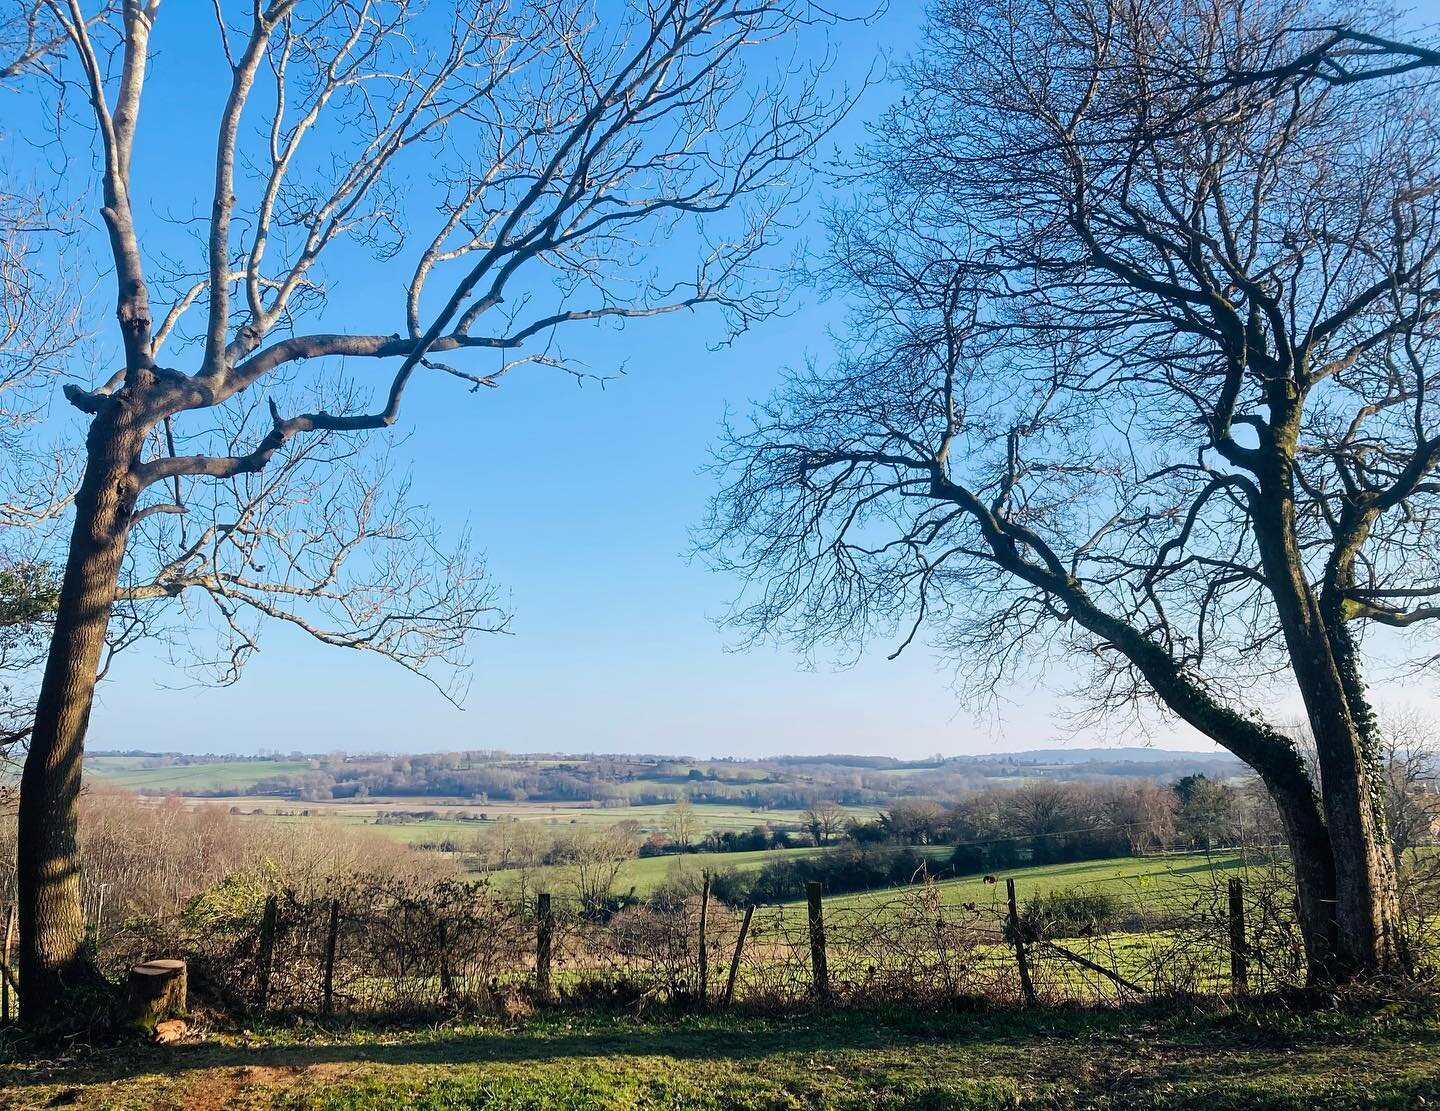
top-left (13, 1), bottom-right (1440, 758)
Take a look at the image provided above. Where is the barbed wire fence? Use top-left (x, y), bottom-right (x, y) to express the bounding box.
top-left (73, 846), bottom-right (1431, 1023)
top-left (0, 839), bottom-right (1433, 1025)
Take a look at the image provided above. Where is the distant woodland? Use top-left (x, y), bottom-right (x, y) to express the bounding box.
top-left (85, 747), bottom-right (1246, 807)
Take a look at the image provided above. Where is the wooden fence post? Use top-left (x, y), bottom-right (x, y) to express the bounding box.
top-left (2, 903), bottom-right (14, 1023)
top-left (536, 893), bottom-right (553, 1001)
top-left (322, 898), bottom-right (340, 1015)
top-left (1006, 878), bottom-right (1036, 1006)
top-left (806, 881), bottom-right (830, 1001)
top-left (437, 920), bottom-right (453, 1000)
top-left (1228, 877), bottom-right (1248, 995)
top-left (723, 904), bottom-right (755, 1008)
top-left (257, 893), bottom-right (278, 1013)
top-left (697, 872), bottom-right (711, 1005)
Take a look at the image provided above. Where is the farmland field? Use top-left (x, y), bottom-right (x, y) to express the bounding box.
top-left (84, 757), bottom-right (316, 791)
top-left (146, 799), bottom-right (858, 844)
top-left (81, 755), bottom-right (878, 841)
top-left (472, 847), bottom-right (1248, 914)
top-left (481, 842), bottom-right (958, 896)
top-left (795, 850), bottom-right (1249, 912)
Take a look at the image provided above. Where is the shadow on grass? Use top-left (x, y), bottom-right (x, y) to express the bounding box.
top-left (5, 996), bottom-right (1432, 1093)
top-left (0, 1003), bottom-right (1131, 1087)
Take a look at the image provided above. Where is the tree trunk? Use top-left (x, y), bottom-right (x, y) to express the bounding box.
top-left (127, 959), bottom-right (187, 1030)
top-left (17, 397), bottom-right (148, 1026)
top-left (1257, 766), bottom-right (1338, 981)
top-left (1249, 430), bottom-right (1405, 978)
top-left (1273, 551), bottom-right (1402, 974)
top-left (1297, 656), bottom-right (1405, 976)
top-left (1322, 560), bottom-right (1408, 976)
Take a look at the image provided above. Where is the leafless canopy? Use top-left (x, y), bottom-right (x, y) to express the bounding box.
top-left (0, 185), bottom-right (81, 748)
top-left (5, 0), bottom-right (835, 699)
top-left (707, 0), bottom-right (1440, 729)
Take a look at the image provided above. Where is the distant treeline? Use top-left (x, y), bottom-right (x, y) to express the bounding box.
top-left (704, 845), bottom-right (947, 906)
top-left (645, 773), bottom-right (1263, 908)
top-left (460, 775), bottom-right (1278, 912)
top-left (90, 747), bottom-right (1245, 808)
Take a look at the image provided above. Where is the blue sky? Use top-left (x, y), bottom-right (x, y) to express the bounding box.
top-left (17, 1), bottom-right (1438, 759)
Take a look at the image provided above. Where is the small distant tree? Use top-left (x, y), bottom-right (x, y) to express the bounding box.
top-left (1173, 776), bottom-right (1241, 851)
top-left (664, 799), bottom-right (698, 850)
top-left (1001, 783), bottom-right (1080, 862)
top-left (1377, 711), bottom-right (1440, 861)
top-left (560, 822), bottom-right (640, 918)
top-left (879, 798), bottom-right (949, 845)
top-left (1095, 781), bottom-right (1176, 857)
top-left (803, 800), bottom-right (846, 845)
top-left (845, 817), bottom-right (889, 844)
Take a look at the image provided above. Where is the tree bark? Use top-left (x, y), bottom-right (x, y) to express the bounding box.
top-left (1296, 622), bottom-right (1405, 975)
top-left (17, 392), bottom-right (150, 1025)
top-left (1248, 425), bottom-right (1405, 977)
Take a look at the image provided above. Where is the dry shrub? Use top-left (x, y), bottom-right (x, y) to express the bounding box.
top-left (0, 786), bottom-right (458, 936)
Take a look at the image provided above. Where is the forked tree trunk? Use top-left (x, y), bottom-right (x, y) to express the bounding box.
top-left (17, 398), bottom-right (148, 1026)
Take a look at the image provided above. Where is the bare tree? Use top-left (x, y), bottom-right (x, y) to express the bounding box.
top-left (803, 799), bottom-right (846, 844)
top-left (1375, 709), bottom-right (1440, 861)
top-left (705, 0), bottom-right (1440, 978)
top-left (559, 821), bottom-right (640, 918)
top-left (6, 0), bottom-right (834, 1023)
top-left (664, 798), bottom-right (698, 849)
top-left (1094, 781), bottom-right (1177, 857)
top-left (878, 797), bottom-right (947, 844)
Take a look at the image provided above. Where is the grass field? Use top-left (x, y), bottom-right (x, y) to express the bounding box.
top-left (481, 843), bottom-right (960, 897)
top-left (795, 851), bottom-right (1248, 912)
top-left (230, 800), bottom-right (844, 846)
top-left (86, 758), bottom-right (316, 791)
top-left (476, 843), bottom-right (1230, 903)
top-left (3, 1000), bottom-right (1437, 1109)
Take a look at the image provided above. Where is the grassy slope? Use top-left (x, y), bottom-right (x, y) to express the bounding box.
top-left (800, 851), bottom-right (1248, 911)
top-left (86, 759), bottom-right (315, 790)
top-left (239, 804), bottom-right (827, 858)
top-left (482, 843), bottom-right (958, 897)
top-left (4, 1001), bottom-right (1438, 1110)
top-left (483, 841), bottom-right (1225, 904)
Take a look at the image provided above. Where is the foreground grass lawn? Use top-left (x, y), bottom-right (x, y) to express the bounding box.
top-left (3, 1000), bottom-right (1438, 1110)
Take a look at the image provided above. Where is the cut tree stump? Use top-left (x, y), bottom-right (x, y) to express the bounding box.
top-left (128, 959), bottom-right (187, 1030)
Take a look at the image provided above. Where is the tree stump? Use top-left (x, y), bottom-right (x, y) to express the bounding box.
top-left (128, 960), bottom-right (187, 1030)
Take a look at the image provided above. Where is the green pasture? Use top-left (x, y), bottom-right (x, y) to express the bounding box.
top-left (85, 757), bottom-right (316, 790)
top-left (479, 842), bottom-right (957, 898)
top-left (242, 801), bottom-right (831, 842)
top-left (792, 851), bottom-right (1250, 913)
top-left (476, 846), bottom-right (1237, 910)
